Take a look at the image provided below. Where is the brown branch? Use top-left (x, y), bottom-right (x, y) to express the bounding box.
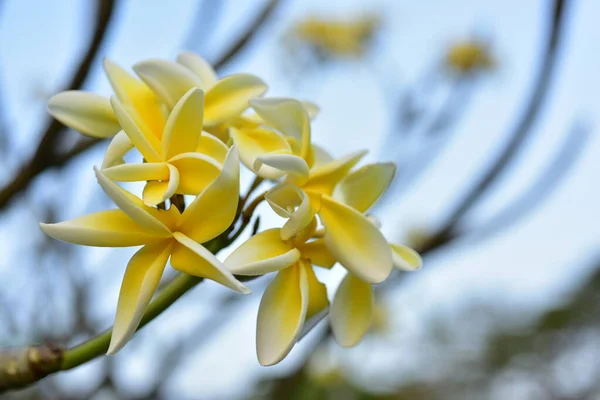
top-left (0, 0), bottom-right (116, 210)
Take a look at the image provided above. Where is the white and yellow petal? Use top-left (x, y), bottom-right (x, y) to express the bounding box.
top-left (249, 98), bottom-right (311, 159)
top-left (303, 150), bottom-right (367, 196)
top-left (303, 261), bottom-right (329, 319)
top-left (256, 263), bottom-right (308, 366)
top-left (110, 96), bottom-right (163, 162)
top-left (48, 91), bottom-right (120, 138)
top-left (197, 132), bottom-right (228, 164)
top-left (204, 74), bottom-right (267, 126)
top-left (178, 147), bottom-right (239, 243)
top-left (167, 152), bottom-right (221, 195)
top-left (224, 228), bottom-right (300, 275)
top-left (176, 52), bottom-right (218, 89)
top-left (162, 87), bottom-right (204, 159)
top-left (39, 210), bottom-right (162, 247)
top-left (102, 162), bottom-right (170, 182)
top-left (230, 127), bottom-right (298, 179)
top-left (255, 152), bottom-right (309, 185)
top-left (141, 164), bottom-right (179, 206)
top-left (265, 184), bottom-right (313, 240)
top-left (103, 59), bottom-right (166, 139)
top-left (330, 273), bottom-right (373, 347)
top-left (390, 243), bottom-right (422, 272)
top-left (101, 131), bottom-right (134, 169)
top-left (318, 196), bottom-right (392, 283)
top-left (133, 59), bottom-right (203, 109)
top-left (107, 241), bottom-right (172, 354)
top-left (333, 163), bottom-right (396, 213)
top-left (94, 167), bottom-right (172, 237)
top-left (296, 238), bottom-right (336, 269)
top-left (170, 232), bottom-right (249, 294)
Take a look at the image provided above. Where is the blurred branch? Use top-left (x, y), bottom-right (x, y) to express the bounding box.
top-left (0, 0), bottom-right (116, 210)
top-left (0, 0), bottom-right (282, 213)
top-left (418, 0), bottom-right (568, 253)
top-left (468, 120), bottom-right (590, 242)
top-left (212, 0), bottom-right (281, 71)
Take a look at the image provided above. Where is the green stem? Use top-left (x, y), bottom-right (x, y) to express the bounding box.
top-left (61, 273), bottom-right (203, 370)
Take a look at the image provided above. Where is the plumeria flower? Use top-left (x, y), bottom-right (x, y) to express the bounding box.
top-left (230, 98), bottom-right (318, 183)
top-left (39, 147), bottom-right (249, 354)
top-left (224, 219), bottom-right (335, 366)
top-left (47, 53), bottom-right (267, 166)
top-left (132, 52), bottom-right (267, 142)
top-left (240, 98), bottom-right (399, 284)
top-left (47, 59), bottom-right (165, 140)
top-left (101, 87), bottom-right (229, 206)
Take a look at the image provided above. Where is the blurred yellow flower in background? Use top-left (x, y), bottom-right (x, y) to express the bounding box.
top-left (444, 40), bottom-right (495, 75)
top-left (290, 14), bottom-right (380, 58)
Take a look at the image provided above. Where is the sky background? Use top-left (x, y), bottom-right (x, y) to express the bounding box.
top-left (0, 0), bottom-right (599, 398)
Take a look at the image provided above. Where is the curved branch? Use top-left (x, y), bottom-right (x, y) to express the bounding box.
top-left (0, 0), bottom-right (116, 210)
top-left (419, 0), bottom-right (568, 253)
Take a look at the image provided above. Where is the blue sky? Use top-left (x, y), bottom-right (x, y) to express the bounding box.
top-left (0, 0), bottom-right (599, 398)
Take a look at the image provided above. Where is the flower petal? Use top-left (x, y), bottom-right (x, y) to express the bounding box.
top-left (48, 91), bottom-right (119, 138)
top-left (94, 167), bottom-right (172, 237)
top-left (330, 273), bottom-right (373, 347)
top-left (171, 232), bottom-right (249, 294)
top-left (303, 150), bottom-right (367, 196)
top-left (319, 196), bottom-right (392, 283)
top-left (224, 228), bottom-right (300, 275)
top-left (333, 163), bottom-right (396, 213)
top-left (390, 243), bottom-right (423, 271)
top-left (163, 87), bottom-right (204, 159)
top-left (296, 238), bottom-right (336, 269)
top-left (102, 162), bottom-right (170, 182)
top-left (303, 261), bottom-right (329, 319)
top-left (302, 101), bottom-right (320, 120)
top-left (167, 152), bottom-right (222, 195)
top-left (39, 210), bottom-right (162, 247)
top-left (141, 164), bottom-right (179, 206)
top-left (255, 153), bottom-right (309, 185)
top-left (249, 97), bottom-right (311, 159)
top-left (265, 184), bottom-right (313, 240)
top-left (311, 144), bottom-right (333, 169)
top-left (103, 59), bottom-right (166, 139)
top-left (230, 127), bottom-right (293, 179)
top-left (178, 147), bottom-right (239, 243)
top-left (197, 132), bottom-right (228, 165)
top-left (102, 131), bottom-right (134, 169)
top-left (176, 52), bottom-right (218, 89)
top-left (110, 96), bottom-right (163, 162)
top-left (256, 263), bottom-right (308, 366)
top-left (133, 58), bottom-right (203, 109)
top-left (204, 74), bottom-right (267, 126)
top-left (107, 241), bottom-right (171, 354)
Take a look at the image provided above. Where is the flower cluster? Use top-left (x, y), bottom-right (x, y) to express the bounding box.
top-left (42, 52), bottom-right (421, 365)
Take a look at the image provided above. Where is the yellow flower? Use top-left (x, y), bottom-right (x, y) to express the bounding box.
top-left (224, 221), bottom-right (334, 366)
top-left (39, 147), bottom-right (249, 354)
top-left (445, 40), bottom-right (495, 75)
top-left (291, 15), bottom-right (380, 58)
top-left (100, 87), bottom-right (229, 206)
top-left (238, 98), bottom-right (399, 283)
top-left (47, 53), bottom-right (267, 158)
